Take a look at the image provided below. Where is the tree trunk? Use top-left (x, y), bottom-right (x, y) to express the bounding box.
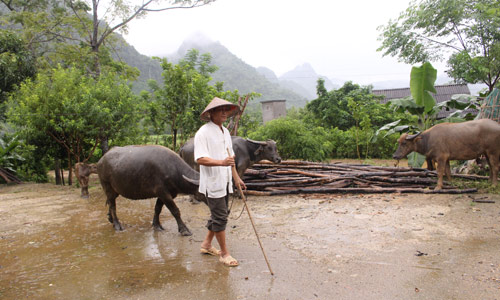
top-left (54, 158), bottom-right (62, 185)
top-left (355, 124), bottom-right (361, 159)
top-left (173, 128), bottom-right (178, 152)
top-left (91, 0), bottom-right (101, 77)
top-left (101, 137), bottom-right (109, 154)
top-left (67, 152), bottom-right (72, 186)
top-left (60, 167), bottom-right (65, 186)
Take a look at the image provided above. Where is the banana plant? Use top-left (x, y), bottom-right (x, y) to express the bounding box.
top-left (0, 134), bottom-right (24, 176)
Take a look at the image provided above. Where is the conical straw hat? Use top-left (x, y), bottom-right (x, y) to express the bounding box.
top-left (200, 97), bottom-right (239, 121)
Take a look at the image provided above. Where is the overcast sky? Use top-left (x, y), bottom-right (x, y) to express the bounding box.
top-left (123, 0), bottom-right (448, 85)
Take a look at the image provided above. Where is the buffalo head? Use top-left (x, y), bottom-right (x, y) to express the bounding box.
top-left (248, 139), bottom-right (282, 163)
top-left (392, 132), bottom-right (422, 160)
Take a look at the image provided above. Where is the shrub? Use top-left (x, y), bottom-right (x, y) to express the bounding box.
top-left (329, 127), bottom-right (399, 159)
top-left (248, 118), bottom-right (333, 161)
top-left (247, 117), bottom-right (400, 161)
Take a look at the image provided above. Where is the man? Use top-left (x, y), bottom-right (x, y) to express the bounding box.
top-left (194, 97), bottom-right (246, 267)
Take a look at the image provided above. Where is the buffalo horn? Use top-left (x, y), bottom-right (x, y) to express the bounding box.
top-left (182, 175), bottom-right (199, 186)
top-left (246, 138), bottom-right (267, 145)
top-left (406, 132), bottom-right (422, 140)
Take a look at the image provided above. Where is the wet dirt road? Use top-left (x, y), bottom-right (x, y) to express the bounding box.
top-left (1, 181), bottom-right (500, 300)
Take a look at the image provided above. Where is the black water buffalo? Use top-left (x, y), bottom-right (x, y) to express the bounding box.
top-left (75, 162), bottom-right (97, 198)
top-left (97, 145), bottom-right (202, 235)
top-left (393, 119), bottom-right (500, 190)
top-left (179, 136), bottom-right (281, 177)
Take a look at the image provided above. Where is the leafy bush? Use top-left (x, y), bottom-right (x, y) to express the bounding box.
top-left (247, 116), bottom-right (400, 161)
top-left (0, 133), bottom-right (23, 179)
top-left (329, 128), bottom-right (399, 159)
top-left (0, 132), bottom-right (48, 183)
top-left (15, 143), bottom-right (49, 183)
top-left (248, 118), bottom-right (333, 162)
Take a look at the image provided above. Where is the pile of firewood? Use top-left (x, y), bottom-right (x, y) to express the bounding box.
top-left (242, 160), bottom-right (484, 195)
top-left (0, 167), bottom-right (21, 184)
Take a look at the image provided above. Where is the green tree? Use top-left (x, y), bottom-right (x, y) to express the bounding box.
top-left (147, 49), bottom-right (220, 151)
top-left (378, 0), bottom-right (500, 92)
top-left (2, 1), bottom-right (215, 153)
top-left (177, 50), bottom-right (221, 140)
top-left (306, 80), bottom-right (354, 130)
top-left (7, 65), bottom-right (140, 181)
top-left (64, 0), bottom-right (215, 76)
top-left (0, 0), bottom-right (73, 57)
top-left (1, 0), bottom-right (214, 75)
top-left (306, 80), bottom-right (396, 130)
top-left (0, 30), bottom-right (36, 118)
top-left (149, 59), bottom-right (192, 151)
top-left (147, 49), bottom-right (261, 150)
top-left (348, 97), bottom-right (374, 159)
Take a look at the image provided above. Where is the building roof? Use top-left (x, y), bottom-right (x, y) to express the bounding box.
top-left (373, 84), bottom-right (472, 119)
top-left (260, 99), bottom-right (286, 104)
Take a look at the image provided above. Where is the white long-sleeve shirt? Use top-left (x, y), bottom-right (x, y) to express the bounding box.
top-left (194, 121), bottom-right (234, 198)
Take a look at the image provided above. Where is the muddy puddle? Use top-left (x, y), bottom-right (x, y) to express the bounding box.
top-left (1, 180), bottom-right (500, 299)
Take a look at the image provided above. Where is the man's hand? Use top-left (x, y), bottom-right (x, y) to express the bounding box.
top-left (237, 178), bottom-right (247, 190)
top-left (197, 156), bottom-right (234, 167)
top-left (222, 156), bottom-right (235, 167)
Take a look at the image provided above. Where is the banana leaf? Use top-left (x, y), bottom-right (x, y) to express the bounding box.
top-left (407, 152), bottom-right (426, 168)
top-left (410, 62), bottom-right (437, 113)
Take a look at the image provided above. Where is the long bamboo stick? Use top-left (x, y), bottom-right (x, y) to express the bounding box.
top-left (227, 149), bottom-right (274, 275)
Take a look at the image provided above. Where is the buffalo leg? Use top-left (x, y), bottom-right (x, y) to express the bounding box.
top-left (445, 160), bottom-right (452, 181)
top-left (107, 196), bottom-right (123, 231)
top-left (484, 154), bottom-right (492, 182)
top-left (426, 157), bottom-right (435, 171)
top-left (159, 193), bottom-right (192, 236)
top-left (485, 152), bottom-right (499, 185)
top-left (435, 159), bottom-right (447, 190)
top-left (152, 198), bottom-right (165, 231)
top-left (80, 175), bottom-right (89, 198)
top-left (102, 185), bottom-right (122, 231)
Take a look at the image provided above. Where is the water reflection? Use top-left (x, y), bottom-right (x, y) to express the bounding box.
top-left (0, 195), bottom-right (238, 300)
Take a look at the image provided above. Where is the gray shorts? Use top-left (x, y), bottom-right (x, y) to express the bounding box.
top-left (206, 187), bottom-right (229, 232)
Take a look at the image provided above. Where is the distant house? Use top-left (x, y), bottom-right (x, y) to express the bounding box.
top-left (373, 83), bottom-right (472, 119)
top-left (261, 100), bottom-right (287, 124)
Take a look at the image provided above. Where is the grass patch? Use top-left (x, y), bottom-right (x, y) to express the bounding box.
top-left (452, 177), bottom-right (500, 194)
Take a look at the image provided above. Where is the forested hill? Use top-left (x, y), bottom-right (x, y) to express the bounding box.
top-left (114, 35), bottom-right (310, 107)
top-left (166, 38), bottom-right (309, 107)
top-left (114, 37), bottom-right (163, 94)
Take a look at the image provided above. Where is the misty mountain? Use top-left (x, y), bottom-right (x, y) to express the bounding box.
top-left (116, 32), bottom-right (486, 110)
top-left (166, 37), bottom-right (308, 108)
top-left (114, 34), bottom-right (311, 107)
top-left (277, 63), bottom-right (338, 99)
top-left (256, 64), bottom-right (338, 100)
top-left (113, 37), bottom-right (163, 94)
top-left (256, 66), bottom-right (279, 84)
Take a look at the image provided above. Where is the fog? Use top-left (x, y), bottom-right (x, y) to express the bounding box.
top-left (124, 0), bottom-right (461, 88)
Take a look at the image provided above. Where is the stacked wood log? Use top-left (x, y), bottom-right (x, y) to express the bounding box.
top-left (0, 167), bottom-right (22, 184)
top-left (242, 160), bottom-right (481, 196)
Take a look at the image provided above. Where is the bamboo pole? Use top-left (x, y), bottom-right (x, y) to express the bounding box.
top-left (228, 149), bottom-right (274, 275)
